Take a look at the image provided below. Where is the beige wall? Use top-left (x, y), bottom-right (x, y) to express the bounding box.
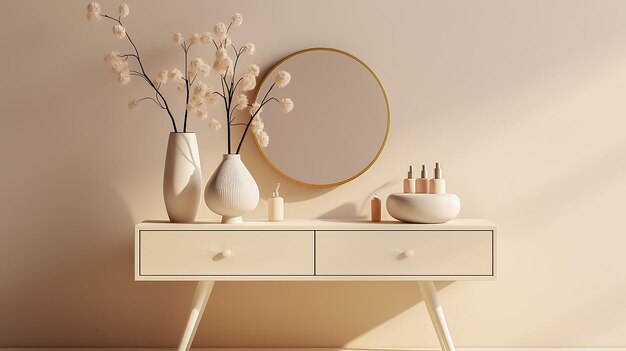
top-left (1, 0), bottom-right (626, 347)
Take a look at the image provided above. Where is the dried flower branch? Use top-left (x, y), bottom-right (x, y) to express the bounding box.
top-left (87, 6), bottom-right (293, 143)
top-left (202, 12), bottom-right (294, 154)
top-left (87, 2), bottom-right (213, 133)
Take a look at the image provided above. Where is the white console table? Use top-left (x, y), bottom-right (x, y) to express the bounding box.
top-left (135, 219), bottom-right (496, 351)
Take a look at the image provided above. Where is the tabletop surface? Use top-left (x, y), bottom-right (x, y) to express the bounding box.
top-left (136, 218), bottom-right (496, 231)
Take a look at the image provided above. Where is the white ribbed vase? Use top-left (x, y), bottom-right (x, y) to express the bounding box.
top-left (163, 132), bottom-right (202, 223)
top-left (204, 154), bottom-right (260, 224)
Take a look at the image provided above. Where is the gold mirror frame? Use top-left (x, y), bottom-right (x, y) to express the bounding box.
top-left (253, 47), bottom-right (390, 188)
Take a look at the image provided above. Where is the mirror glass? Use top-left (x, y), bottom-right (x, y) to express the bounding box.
top-left (254, 48), bottom-right (389, 187)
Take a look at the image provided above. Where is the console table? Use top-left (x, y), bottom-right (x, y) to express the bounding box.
top-left (135, 219), bottom-right (496, 351)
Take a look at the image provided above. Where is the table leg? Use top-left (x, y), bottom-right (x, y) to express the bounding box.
top-left (417, 281), bottom-right (456, 351)
top-left (177, 280), bottom-right (215, 351)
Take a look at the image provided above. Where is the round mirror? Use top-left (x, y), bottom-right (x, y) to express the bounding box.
top-left (254, 48), bottom-right (389, 187)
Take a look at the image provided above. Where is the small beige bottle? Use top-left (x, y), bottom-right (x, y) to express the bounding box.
top-left (268, 183), bottom-right (284, 221)
top-left (415, 164), bottom-right (430, 193)
top-left (371, 194), bottom-right (381, 222)
top-left (429, 163), bottom-right (446, 194)
top-left (403, 166), bottom-right (416, 193)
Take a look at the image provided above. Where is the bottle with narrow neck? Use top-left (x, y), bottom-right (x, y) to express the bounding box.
top-left (415, 164), bottom-right (430, 194)
top-left (429, 162), bottom-right (446, 194)
top-left (268, 183), bottom-right (284, 221)
top-left (403, 166), bottom-right (416, 193)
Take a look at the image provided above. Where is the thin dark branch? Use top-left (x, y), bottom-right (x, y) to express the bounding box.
top-left (183, 44), bottom-right (190, 133)
top-left (229, 104), bottom-right (241, 118)
top-left (230, 48), bottom-right (243, 89)
top-left (220, 75), bottom-right (231, 153)
top-left (235, 85), bottom-right (277, 154)
top-left (102, 14), bottom-right (178, 132)
top-left (232, 77), bottom-right (243, 94)
top-left (138, 97), bottom-right (164, 109)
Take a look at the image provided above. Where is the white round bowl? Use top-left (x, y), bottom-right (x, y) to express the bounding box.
top-left (386, 193), bottom-right (461, 224)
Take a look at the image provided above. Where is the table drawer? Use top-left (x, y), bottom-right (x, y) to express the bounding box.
top-left (315, 230), bottom-right (493, 276)
top-left (139, 230), bottom-right (314, 276)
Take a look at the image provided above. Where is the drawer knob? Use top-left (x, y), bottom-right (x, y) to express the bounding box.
top-left (404, 249), bottom-right (415, 258)
top-left (221, 249), bottom-right (233, 258)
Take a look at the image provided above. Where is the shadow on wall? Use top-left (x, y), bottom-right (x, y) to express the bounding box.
top-left (194, 281), bottom-right (453, 348)
top-left (0, 172), bottom-right (191, 347)
top-left (240, 136), bottom-right (334, 202)
top-left (242, 132), bottom-right (397, 209)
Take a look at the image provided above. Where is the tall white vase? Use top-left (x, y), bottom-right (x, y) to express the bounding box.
top-left (204, 154), bottom-right (259, 224)
top-left (163, 132), bottom-right (202, 223)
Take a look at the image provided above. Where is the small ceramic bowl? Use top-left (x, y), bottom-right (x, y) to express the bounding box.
top-left (386, 193), bottom-right (461, 224)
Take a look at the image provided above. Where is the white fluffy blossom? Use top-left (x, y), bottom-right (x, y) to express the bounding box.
top-left (250, 102), bottom-right (262, 117)
top-left (173, 32), bottom-right (184, 45)
top-left (235, 94), bottom-right (248, 109)
top-left (155, 70), bottom-right (169, 85)
top-left (256, 130), bottom-right (269, 147)
top-left (204, 90), bottom-right (219, 104)
top-left (214, 22), bottom-right (227, 39)
top-left (177, 81), bottom-right (186, 92)
top-left (216, 47), bottom-right (228, 59)
top-left (189, 33), bottom-right (201, 45)
top-left (189, 57), bottom-right (210, 77)
top-left (194, 104), bottom-right (208, 120)
top-left (213, 48), bottom-right (231, 73)
top-left (246, 64), bottom-right (260, 77)
top-left (242, 43), bottom-right (255, 55)
top-left (128, 99), bottom-right (140, 109)
top-left (118, 72), bottom-right (130, 85)
top-left (104, 51), bottom-right (131, 85)
top-left (208, 118), bottom-right (222, 130)
top-left (250, 115), bottom-right (264, 134)
top-left (250, 112), bottom-right (270, 146)
top-left (280, 98), bottom-right (294, 113)
top-left (186, 82), bottom-right (218, 118)
top-left (240, 73), bottom-right (256, 91)
top-left (110, 60), bottom-right (128, 74)
top-left (168, 68), bottom-right (183, 81)
top-left (104, 51), bottom-right (120, 63)
top-left (231, 13), bottom-right (243, 27)
top-left (223, 34), bottom-right (232, 46)
top-left (193, 81), bottom-right (209, 97)
top-left (112, 24), bottom-right (126, 39)
top-left (275, 70), bottom-right (291, 88)
top-left (87, 2), bottom-right (101, 22)
top-left (201, 32), bottom-right (212, 44)
top-left (118, 3), bottom-right (129, 18)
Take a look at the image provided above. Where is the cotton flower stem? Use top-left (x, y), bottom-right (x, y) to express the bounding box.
top-left (139, 97), bottom-right (164, 109)
top-left (219, 74), bottom-right (231, 153)
top-left (182, 43), bottom-right (190, 133)
top-left (229, 45), bottom-right (245, 91)
top-left (234, 84), bottom-right (276, 154)
top-left (229, 104), bottom-right (240, 120)
top-left (155, 89), bottom-right (166, 109)
top-left (120, 53), bottom-right (138, 60)
top-left (101, 14), bottom-right (178, 132)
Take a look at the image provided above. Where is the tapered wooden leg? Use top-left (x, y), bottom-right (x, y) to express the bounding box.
top-left (177, 281), bottom-right (215, 351)
top-left (417, 281), bottom-right (456, 351)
